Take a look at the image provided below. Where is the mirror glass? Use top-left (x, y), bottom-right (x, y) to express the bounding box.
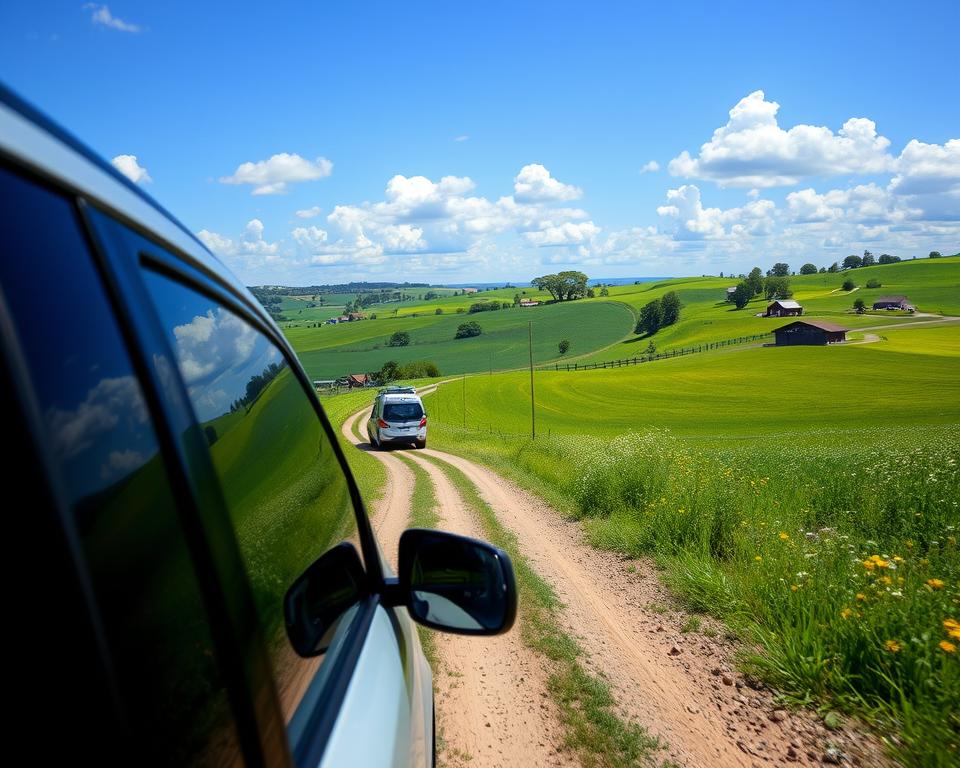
top-left (401, 529), bottom-right (515, 634)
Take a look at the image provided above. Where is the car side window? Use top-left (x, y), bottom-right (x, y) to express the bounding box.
top-left (0, 165), bottom-right (241, 765)
top-left (139, 268), bottom-right (364, 726)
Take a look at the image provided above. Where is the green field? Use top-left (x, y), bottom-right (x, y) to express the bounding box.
top-left (288, 299), bottom-right (634, 380)
top-left (414, 320), bottom-right (960, 766)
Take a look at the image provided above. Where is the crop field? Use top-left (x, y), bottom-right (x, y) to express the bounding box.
top-left (288, 299), bottom-right (633, 380)
top-left (416, 319), bottom-right (960, 765)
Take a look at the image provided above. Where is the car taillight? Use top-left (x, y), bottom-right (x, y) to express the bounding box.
top-left (377, 418), bottom-right (389, 428)
top-left (419, 416), bottom-right (427, 428)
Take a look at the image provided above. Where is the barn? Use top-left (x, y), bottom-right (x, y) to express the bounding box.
top-left (872, 295), bottom-right (910, 310)
top-left (766, 299), bottom-right (803, 317)
top-left (773, 319), bottom-right (848, 346)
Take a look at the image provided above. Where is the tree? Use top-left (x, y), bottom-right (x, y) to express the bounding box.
top-left (878, 254), bottom-right (900, 264)
top-left (747, 267), bottom-right (764, 295)
top-left (843, 254), bottom-right (863, 270)
top-left (853, 298), bottom-right (866, 313)
top-left (635, 299), bottom-right (663, 335)
top-left (866, 278), bottom-right (881, 289)
top-left (819, 267), bottom-right (827, 273)
top-left (388, 330), bottom-right (410, 347)
top-left (644, 340), bottom-right (657, 356)
top-left (731, 282), bottom-right (753, 309)
top-left (764, 276), bottom-right (792, 300)
top-left (862, 250), bottom-right (876, 267)
top-left (558, 339), bottom-right (570, 355)
top-left (379, 360), bottom-right (401, 383)
top-left (799, 263), bottom-right (818, 275)
top-left (586, 288), bottom-right (596, 298)
top-left (828, 262), bottom-right (840, 273)
top-left (454, 321), bottom-right (482, 339)
top-left (435, 307), bottom-right (444, 315)
top-left (929, 251), bottom-right (942, 259)
top-left (660, 291), bottom-right (682, 326)
top-left (531, 271), bottom-right (589, 301)
top-left (599, 286), bottom-right (609, 297)
top-left (770, 263), bottom-right (790, 277)
top-left (842, 278), bottom-right (855, 291)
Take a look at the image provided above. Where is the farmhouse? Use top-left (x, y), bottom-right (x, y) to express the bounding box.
top-left (773, 320), bottom-right (848, 346)
top-left (519, 299), bottom-right (540, 307)
top-left (766, 299), bottom-right (803, 317)
top-left (725, 286), bottom-right (737, 301)
top-left (872, 295), bottom-right (911, 311)
top-left (462, 287), bottom-right (478, 294)
top-left (347, 373), bottom-right (369, 388)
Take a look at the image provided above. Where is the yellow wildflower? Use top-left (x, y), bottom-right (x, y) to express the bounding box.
top-left (779, 532), bottom-right (790, 541)
top-left (926, 579), bottom-right (945, 590)
top-left (880, 576), bottom-right (892, 586)
top-left (840, 608), bottom-right (854, 620)
top-left (950, 628), bottom-right (960, 640)
top-left (856, 593), bottom-right (867, 602)
top-left (790, 584), bottom-right (799, 592)
top-left (945, 619), bottom-right (960, 631)
top-left (863, 560), bottom-right (876, 571)
top-left (884, 639), bottom-right (902, 653)
top-left (754, 556), bottom-right (762, 562)
top-left (940, 641), bottom-right (957, 653)
top-left (893, 555), bottom-right (904, 563)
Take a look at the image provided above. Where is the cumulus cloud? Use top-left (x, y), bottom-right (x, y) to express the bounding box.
top-left (197, 219), bottom-right (281, 270)
top-left (514, 164), bottom-right (582, 202)
top-left (295, 205), bottom-right (322, 219)
top-left (524, 221), bottom-right (600, 246)
top-left (220, 153), bottom-right (333, 195)
top-left (640, 160), bottom-right (660, 174)
top-left (669, 90), bottom-right (895, 187)
top-left (84, 4), bottom-right (140, 33)
top-left (657, 185), bottom-right (775, 240)
top-left (111, 154), bottom-right (151, 184)
top-left (291, 225), bottom-right (328, 249)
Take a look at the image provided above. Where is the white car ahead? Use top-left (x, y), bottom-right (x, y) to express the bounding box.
top-left (368, 386), bottom-right (428, 449)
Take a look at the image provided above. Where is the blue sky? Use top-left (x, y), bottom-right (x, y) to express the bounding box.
top-left (2, 1), bottom-right (957, 285)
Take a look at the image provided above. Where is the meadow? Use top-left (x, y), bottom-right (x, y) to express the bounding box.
top-left (417, 321), bottom-right (960, 766)
top-left (287, 299), bottom-right (633, 380)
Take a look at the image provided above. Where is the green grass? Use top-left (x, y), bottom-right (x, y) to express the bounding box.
top-left (421, 454), bottom-right (663, 767)
top-left (287, 299), bottom-right (633, 380)
top-left (419, 320), bottom-right (960, 766)
top-left (317, 388), bottom-right (385, 511)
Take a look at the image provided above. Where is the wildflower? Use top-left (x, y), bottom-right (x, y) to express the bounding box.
top-left (946, 619), bottom-right (960, 632)
top-left (940, 641), bottom-right (957, 653)
top-left (841, 608), bottom-right (854, 620)
top-left (856, 593), bottom-right (867, 602)
top-left (880, 576), bottom-right (892, 586)
top-left (779, 532), bottom-right (790, 541)
top-left (884, 639), bottom-right (902, 653)
top-left (754, 556), bottom-right (762, 562)
top-left (791, 584), bottom-right (799, 592)
top-left (926, 579), bottom-right (945, 590)
top-left (893, 556), bottom-right (904, 563)
top-left (862, 559), bottom-right (876, 571)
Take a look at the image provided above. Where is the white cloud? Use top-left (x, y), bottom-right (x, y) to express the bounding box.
top-left (514, 164), bottom-right (582, 202)
top-left (111, 154), bottom-right (151, 184)
top-left (84, 4), bottom-right (140, 33)
top-left (295, 205), bottom-right (322, 219)
top-left (454, 135), bottom-right (470, 142)
top-left (640, 160), bottom-right (660, 174)
top-left (171, 308), bottom-right (259, 384)
top-left (524, 221), bottom-right (600, 246)
top-left (891, 139), bottom-right (960, 196)
top-left (220, 153), bottom-right (333, 195)
top-left (197, 219), bottom-right (281, 270)
top-left (292, 225), bottom-right (329, 249)
top-left (657, 184), bottom-right (775, 240)
top-left (669, 90), bottom-right (895, 187)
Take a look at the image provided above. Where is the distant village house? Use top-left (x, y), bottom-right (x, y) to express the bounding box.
top-left (462, 287), bottom-right (478, 294)
top-left (519, 299), bottom-right (541, 307)
top-left (773, 320), bottom-right (848, 346)
top-left (347, 373), bottom-right (369, 388)
top-left (872, 295), bottom-right (913, 311)
top-left (766, 299), bottom-right (803, 317)
top-left (725, 286), bottom-right (737, 302)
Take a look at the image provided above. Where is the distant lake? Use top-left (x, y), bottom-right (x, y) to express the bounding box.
top-left (440, 277), bottom-right (668, 289)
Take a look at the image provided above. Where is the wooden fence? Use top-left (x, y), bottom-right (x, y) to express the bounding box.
top-left (547, 332), bottom-right (773, 371)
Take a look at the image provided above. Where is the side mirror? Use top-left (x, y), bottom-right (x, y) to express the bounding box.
top-left (398, 529), bottom-right (517, 635)
top-left (284, 543), bottom-right (368, 657)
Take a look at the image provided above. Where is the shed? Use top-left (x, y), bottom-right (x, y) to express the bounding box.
top-left (872, 295), bottom-right (909, 310)
top-left (772, 320), bottom-right (848, 346)
top-left (347, 373), bottom-right (368, 388)
top-left (725, 286), bottom-right (737, 302)
top-left (766, 299), bottom-right (803, 317)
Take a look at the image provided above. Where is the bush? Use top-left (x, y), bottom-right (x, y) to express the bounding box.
top-left (853, 298), bottom-right (866, 313)
top-left (435, 307), bottom-right (444, 315)
top-left (558, 339), bottom-right (570, 355)
top-left (866, 278), bottom-right (881, 289)
top-left (469, 301), bottom-right (501, 313)
top-left (454, 321), bottom-right (482, 339)
top-left (388, 330), bottom-right (410, 347)
top-left (398, 360), bottom-right (441, 378)
top-left (842, 279), bottom-right (856, 291)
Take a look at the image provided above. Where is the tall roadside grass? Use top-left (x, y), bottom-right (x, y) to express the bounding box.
top-left (426, 421), bottom-right (960, 767)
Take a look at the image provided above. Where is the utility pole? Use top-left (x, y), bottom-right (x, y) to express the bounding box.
top-left (528, 321), bottom-right (536, 440)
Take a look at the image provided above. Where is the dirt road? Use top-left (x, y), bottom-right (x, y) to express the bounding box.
top-left (341, 403), bottom-right (888, 767)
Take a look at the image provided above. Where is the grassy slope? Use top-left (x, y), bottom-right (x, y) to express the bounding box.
top-left (287, 299), bottom-right (634, 380)
top-left (424, 325), bottom-right (960, 438)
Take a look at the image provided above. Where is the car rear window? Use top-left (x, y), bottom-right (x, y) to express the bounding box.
top-left (383, 402), bottom-right (423, 421)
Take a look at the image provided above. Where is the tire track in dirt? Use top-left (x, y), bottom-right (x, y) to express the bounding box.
top-left (419, 448), bottom-right (889, 768)
top-left (402, 452), bottom-right (572, 768)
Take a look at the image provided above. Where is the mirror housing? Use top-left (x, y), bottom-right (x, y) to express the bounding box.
top-left (398, 528), bottom-right (517, 636)
top-left (284, 542), bottom-right (368, 657)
